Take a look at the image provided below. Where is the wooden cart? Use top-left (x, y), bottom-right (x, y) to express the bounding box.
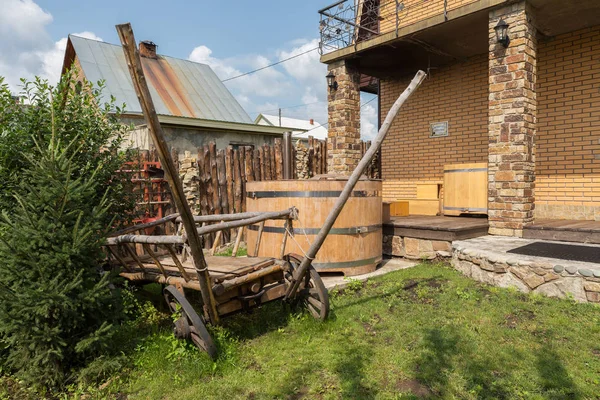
top-left (105, 208), bottom-right (328, 358)
top-left (112, 22), bottom-right (425, 359)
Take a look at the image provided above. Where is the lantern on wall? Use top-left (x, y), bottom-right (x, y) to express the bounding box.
top-left (494, 19), bottom-right (510, 47)
top-left (326, 71), bottom-right (338, 91)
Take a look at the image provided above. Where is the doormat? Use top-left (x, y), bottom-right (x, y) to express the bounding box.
top-left (507, 242), bottom-right (600, 264)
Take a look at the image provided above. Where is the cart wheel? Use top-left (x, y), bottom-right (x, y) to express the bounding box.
top-left (284, 254), bottom-right (330, 321)
top-left (164, 285), bottom-right (217, 360)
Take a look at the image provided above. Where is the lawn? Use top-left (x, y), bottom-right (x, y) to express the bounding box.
top-left (5, 261), bottom-right (600, 399)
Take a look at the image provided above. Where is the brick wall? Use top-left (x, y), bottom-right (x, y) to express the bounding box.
top-left (536, 26), bottom-right (600, 221)
top-left (378, 0), bottom-right (480, 36)
top-left (380, 54), bottom-right (488, 199)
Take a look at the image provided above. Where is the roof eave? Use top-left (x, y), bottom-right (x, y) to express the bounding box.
top-left (123, 113), bottom-right (303, 135)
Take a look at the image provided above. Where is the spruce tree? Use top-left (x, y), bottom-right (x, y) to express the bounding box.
top-left (0, 72), bottom-right (134, 389)
top-left (0, 135), bottom-right (122, 389)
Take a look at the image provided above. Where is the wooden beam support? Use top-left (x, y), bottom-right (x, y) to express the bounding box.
top-left (116, 23), bottom-right (220, 324)
top-left (284, 70), bottom-right (427, 300)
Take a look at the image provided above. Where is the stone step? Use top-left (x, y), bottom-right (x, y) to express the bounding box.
top-left (451, 236), bottom-right (600, 303)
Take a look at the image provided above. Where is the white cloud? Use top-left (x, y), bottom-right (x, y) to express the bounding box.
top-left (0, 0), bottom-right (102, 92)
top-left (40, 32), bottom-right (103, 86)
top-left (361, 98), bottom-right (379, 140)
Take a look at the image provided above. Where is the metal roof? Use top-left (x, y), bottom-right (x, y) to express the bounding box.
top-left (69, 35), bottom-right (252, 124)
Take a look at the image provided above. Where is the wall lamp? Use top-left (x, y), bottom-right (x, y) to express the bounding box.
top-left (494, 19), bottom-right (510, 48)
top-left (326, 71), bottom-right (338, 91)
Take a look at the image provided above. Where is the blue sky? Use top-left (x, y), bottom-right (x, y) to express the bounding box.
top-left (0, 0), bottom-right (378, 138)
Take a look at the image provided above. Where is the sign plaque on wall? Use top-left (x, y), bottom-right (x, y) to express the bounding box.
top-left (429, 121), bottom-right (449, 138)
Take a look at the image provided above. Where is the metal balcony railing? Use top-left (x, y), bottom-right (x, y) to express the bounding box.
top-left (318, 0), bottom-right (447, 55)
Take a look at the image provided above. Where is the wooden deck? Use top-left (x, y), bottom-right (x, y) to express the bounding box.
top-left (524, 219), bottom-right (600, 244)
top-left (383, 215), bottom-right (489, 241)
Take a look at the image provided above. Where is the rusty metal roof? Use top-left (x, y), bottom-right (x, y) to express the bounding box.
top-left (68, 35), bottom-right (252, 124)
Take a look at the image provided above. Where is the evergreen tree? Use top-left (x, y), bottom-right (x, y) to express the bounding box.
top-left (0, 135), bottom-right (121, 388)
top-left (0, 72), bottom-right (135, 390)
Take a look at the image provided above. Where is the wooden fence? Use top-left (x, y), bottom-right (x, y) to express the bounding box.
top-left (124, 136), bottom-right (380, 247)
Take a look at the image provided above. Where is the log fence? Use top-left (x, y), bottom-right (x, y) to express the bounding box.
top-left (123, 136), bottom-right (380, 249)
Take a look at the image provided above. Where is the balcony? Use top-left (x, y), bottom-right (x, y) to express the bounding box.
top-left (318, 0), bottom-right (482, 56)
top-left (318, 0), bottom-right (600, 79)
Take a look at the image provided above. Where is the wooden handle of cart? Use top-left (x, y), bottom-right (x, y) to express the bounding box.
top-left (284, 70), bottom-right (427, 300)
top-left (116, 23), bottom-right (220, 324)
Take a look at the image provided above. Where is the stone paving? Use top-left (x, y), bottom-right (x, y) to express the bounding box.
top-left (321, 257), bottom-right (416, 291)
top-left (452, 236), bottom-right (600, 302)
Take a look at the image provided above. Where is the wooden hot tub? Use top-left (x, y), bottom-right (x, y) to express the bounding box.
top-left (246, 179), bottom-right (382, 276)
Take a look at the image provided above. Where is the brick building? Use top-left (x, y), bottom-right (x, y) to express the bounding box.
top-left (319, 0), bottom-right (600, 237)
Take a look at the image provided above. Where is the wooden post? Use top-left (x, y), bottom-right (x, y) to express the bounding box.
top-left (270, 142), bottom-right (277, 180)
top-left (233, 149), bottom-right (243, 215)
top-left (283, 132), bottom-right (292, 179)
top-left (226, 147), bottom-right (234, 214)
top-left (203, 144), bottom-right (213, 248)
top-left (217, 149), bottom-right (229, 242)
top-left (209, 142), bottom-right (220, 215)
top-left (284, 70), bottom-right (428, 301)
top-left (217, 149), bottom-right (228, 215)
top-left (116, 23), bottom-right (219, 324)
top-left (198, 147), bottom-right (208, 217)
top-left (254, 148), bottom-right (262, 181)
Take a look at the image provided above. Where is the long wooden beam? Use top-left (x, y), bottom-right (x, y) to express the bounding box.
top-left (110, 214), bottom-right (180, 237)
top-left (116, 23), bottom-right (220, 324)
top-left (284, 70), bottom-right (427, 300)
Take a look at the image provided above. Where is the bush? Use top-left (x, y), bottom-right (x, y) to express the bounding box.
top-left (0, 73), bottom-right (134, 390)
top-left (0, 73), bottom-right (133, 226)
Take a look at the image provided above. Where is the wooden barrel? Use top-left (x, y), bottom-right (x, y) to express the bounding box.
top-left (246, 179), bottom-right (382, 276)
top-left (443, 162), bottom-right (488, 216)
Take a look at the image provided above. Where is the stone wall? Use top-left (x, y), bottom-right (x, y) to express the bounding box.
top-left (179, 151), bottom-right (201, 214)
top-left (383, 235), bottom-right (452, 259)
top-left (452, 243), bottom-right (600, 303)
top-left (295, 141), bottom-right (311, 179)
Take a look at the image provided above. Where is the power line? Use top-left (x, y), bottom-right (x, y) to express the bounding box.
top-left (221, 47), bottom-right (319, 82)
top-left (251, 100), bottom-right (326, 114)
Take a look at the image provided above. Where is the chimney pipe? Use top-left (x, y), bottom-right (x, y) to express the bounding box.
top-left (139, 40), bottom-right (157, 59)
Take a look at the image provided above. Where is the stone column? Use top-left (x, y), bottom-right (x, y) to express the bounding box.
top-left (488, 1), bottom-right (537, 237)
top-left (327, 60), bottom-right (362, 175)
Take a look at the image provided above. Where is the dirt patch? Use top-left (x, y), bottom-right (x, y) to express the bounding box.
top-left (395, 379), bottom-right (431, 397)
top-left (504, 309), bottom-right (536, 329)
top-left (592, 349), bottom-right (600, 358)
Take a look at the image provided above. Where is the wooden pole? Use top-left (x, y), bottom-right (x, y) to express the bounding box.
top-left (233, 149), bottom-right (243, 215)
top-left (283, 132), bottom-right (292, 179)
top-left (284, 70), bottom-right (427, 301)
top-left (116, 23), bottom-right (220, 324)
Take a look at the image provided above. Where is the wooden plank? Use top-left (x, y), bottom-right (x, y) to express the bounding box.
top-left (116, 23), bottom-right (219, 324)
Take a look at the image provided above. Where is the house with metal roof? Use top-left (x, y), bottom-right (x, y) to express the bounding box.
top-left (61, 35), bottom-right (292, 153)
top-left (254, 114), bottom-right (327, 142)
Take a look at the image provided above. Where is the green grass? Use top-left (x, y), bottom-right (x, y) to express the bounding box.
top-left (214, 246), bottom-right (248, 257)
top-left (5, 262), bottom-right (600, 399)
